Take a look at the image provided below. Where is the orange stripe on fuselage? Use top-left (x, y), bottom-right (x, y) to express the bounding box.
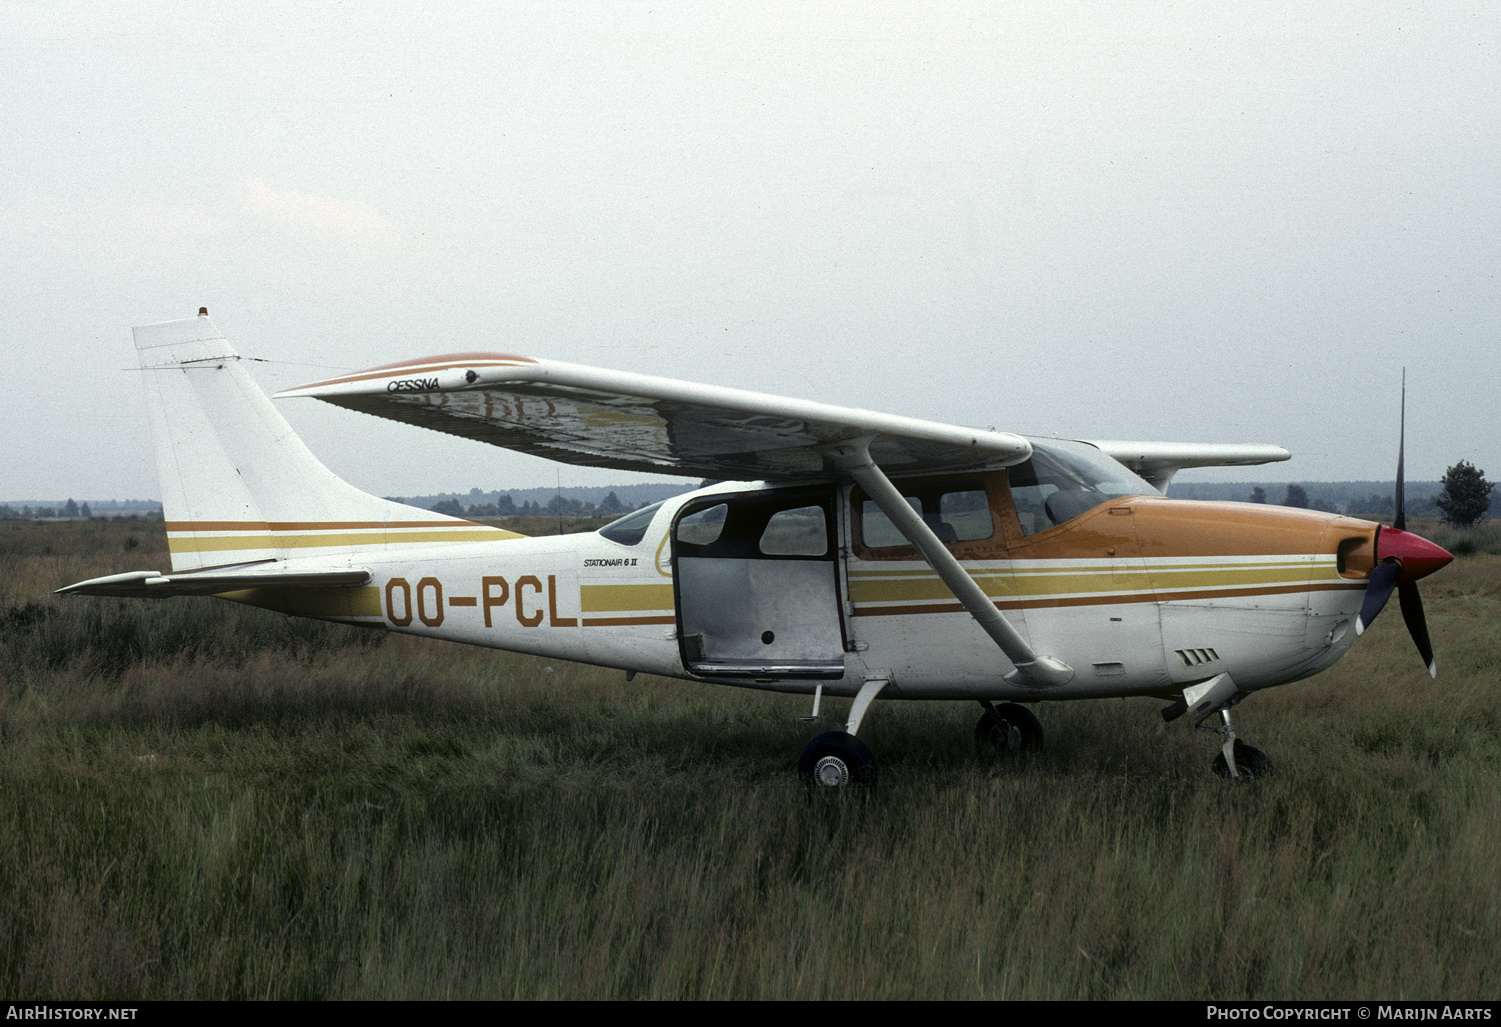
top-left (1004, 497), bottom-right (1376, 561)
top-left (854, 473), bottom-right (1379, 570)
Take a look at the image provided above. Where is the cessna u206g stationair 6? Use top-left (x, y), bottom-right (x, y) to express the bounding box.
top-left (62, 313), bottom-right (1453, 790)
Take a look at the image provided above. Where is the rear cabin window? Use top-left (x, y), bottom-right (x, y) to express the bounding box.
top-left (676, 503), bottom-right (728, 546)
top-left (673, 491), bottom-right (836, 561)
top-left (859, 484), bottom-right (993, 550)
top-left (759, 505), bottom-right (827, 557)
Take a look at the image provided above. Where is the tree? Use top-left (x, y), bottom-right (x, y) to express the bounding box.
top-left (1248, 486), bottom-right (1266, 504)
top-left (1436, 460), bottom-right (1495, 527)
top-left (1283, 484), bottom-right (1309, 509)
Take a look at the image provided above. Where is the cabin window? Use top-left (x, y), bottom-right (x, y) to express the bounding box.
top-left (674, 490), bottom-right (835, 562)
top-left (759, 505), bottom-right (828, 557)
top-left (676, 503), bottom-right (728, 546)
top-left (859, 484), bottom-right (993, 550)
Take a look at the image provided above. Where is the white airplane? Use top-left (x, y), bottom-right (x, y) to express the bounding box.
top-left (61, 312), bottom-right (1453, 790)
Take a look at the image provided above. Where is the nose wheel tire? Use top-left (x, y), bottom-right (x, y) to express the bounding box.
top-left (1211, 740), bottom-right (1273, 783)
top-left (975, 702), bottom-right (1044, 755)
top-left (798, 731), bottom-right (877, 795)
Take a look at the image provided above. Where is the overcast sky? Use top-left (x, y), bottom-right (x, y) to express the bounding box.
top-left (3, 2), bottom-right (1497, 501)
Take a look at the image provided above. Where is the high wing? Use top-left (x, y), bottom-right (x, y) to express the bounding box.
top-left (276, 353), bottom-right (1033, 481)
top-left (57, 566), bottom-right (370, 598)
top-left (1083, 440), bottom-right (1291, 493)
top-left (277, 352), bottom-right (1290, 487)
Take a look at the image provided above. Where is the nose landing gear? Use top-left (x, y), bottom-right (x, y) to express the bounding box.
top-left (1174, 673), bottom-right (1273, 783)
top-left (1210, 733), bottom-right (1274, 783)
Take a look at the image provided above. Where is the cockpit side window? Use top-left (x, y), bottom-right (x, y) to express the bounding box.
top-left (856, 482), bottom-right (994, 552)
top-left (1006, 439), bottom-right (1154, 536)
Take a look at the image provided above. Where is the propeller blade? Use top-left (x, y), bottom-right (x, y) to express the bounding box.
top-left (1360, 373), bottom-right (1447, 676)
top-left (1395, 369), bottom-right (1406, 531)
top-left (1355, 559), bottom-right (1399, 636)
top-left (1398, 581), bottom-right (1437, 678)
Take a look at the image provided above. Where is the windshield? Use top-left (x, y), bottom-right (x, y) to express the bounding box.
top-left (1008, 438), bottom-right (1154, 536)
top-left (598, 502), bottom-right (663, 546)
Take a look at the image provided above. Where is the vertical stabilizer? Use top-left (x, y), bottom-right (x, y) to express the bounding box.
top-left (135, 313), bottom-right (516, 571)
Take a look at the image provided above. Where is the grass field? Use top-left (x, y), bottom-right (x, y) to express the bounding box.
top-left (2, 517), bottom-right (1498, 999)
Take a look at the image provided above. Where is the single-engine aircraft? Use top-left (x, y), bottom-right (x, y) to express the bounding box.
top-left (61, 312), bottom-right (1453, 790)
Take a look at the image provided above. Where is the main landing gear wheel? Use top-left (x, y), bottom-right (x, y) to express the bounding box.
top-left (1211, 740), bottom-right (1273, 783)
top-left (798, 731), bottom-right (877, 797)
top-left (975, 702), bottom-right (1044, 755)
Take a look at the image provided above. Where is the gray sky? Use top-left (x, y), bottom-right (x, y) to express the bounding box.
top-left (3, 2), bottom-right (1497, 500)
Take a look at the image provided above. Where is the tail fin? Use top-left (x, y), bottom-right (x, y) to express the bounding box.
top-left (135, 313), bottom-right (515, 571)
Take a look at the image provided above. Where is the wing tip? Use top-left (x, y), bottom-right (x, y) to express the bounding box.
top-left (280, 352), bottom-right (538, 397)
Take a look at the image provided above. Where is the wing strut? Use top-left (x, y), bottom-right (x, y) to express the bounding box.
top-left (826, 438), bottom-right (1074, 688)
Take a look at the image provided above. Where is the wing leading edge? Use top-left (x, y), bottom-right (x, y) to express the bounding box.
top-left (277, 354), bottom-right (1034, 481)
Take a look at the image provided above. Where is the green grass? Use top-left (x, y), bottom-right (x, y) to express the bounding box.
top-left (1, 519), bottom-right (1498, 998)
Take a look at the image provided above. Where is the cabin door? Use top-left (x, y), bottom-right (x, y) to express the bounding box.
top-left (673, 488), bottom-right (846, 679)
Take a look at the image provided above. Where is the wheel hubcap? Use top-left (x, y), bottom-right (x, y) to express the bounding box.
top-left (813, 755), bottom-right (849, 788)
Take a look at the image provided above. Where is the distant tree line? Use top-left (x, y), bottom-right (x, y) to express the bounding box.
top-left (1243, 483), bottom-right (1373, 515)
top-left (1, 500), bottom-right (90, 519)
top-left (1238, 461), bottom-right (1495, 525)
top-left (0, 500), bottom-right (163, 520)
top-left (428, 490), bottom-right (645, 520)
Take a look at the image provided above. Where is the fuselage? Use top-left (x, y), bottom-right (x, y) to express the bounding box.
top-left (217, 473), bottom-right (1382, 703)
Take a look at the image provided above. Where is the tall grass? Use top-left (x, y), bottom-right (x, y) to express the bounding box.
top-left (1420, 517), bottom-right (1501, 557)
top-left (1, 520), bottom-right (1497, 998)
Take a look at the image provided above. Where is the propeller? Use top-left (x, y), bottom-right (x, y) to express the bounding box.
top-left (1352, 371), bottom-right (1452, 677)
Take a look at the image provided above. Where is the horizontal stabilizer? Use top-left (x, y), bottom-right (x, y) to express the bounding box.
top-left (57, 566), bottom-right (371, 598)
top-left (1083, 440), bottom-right (1291, 493)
